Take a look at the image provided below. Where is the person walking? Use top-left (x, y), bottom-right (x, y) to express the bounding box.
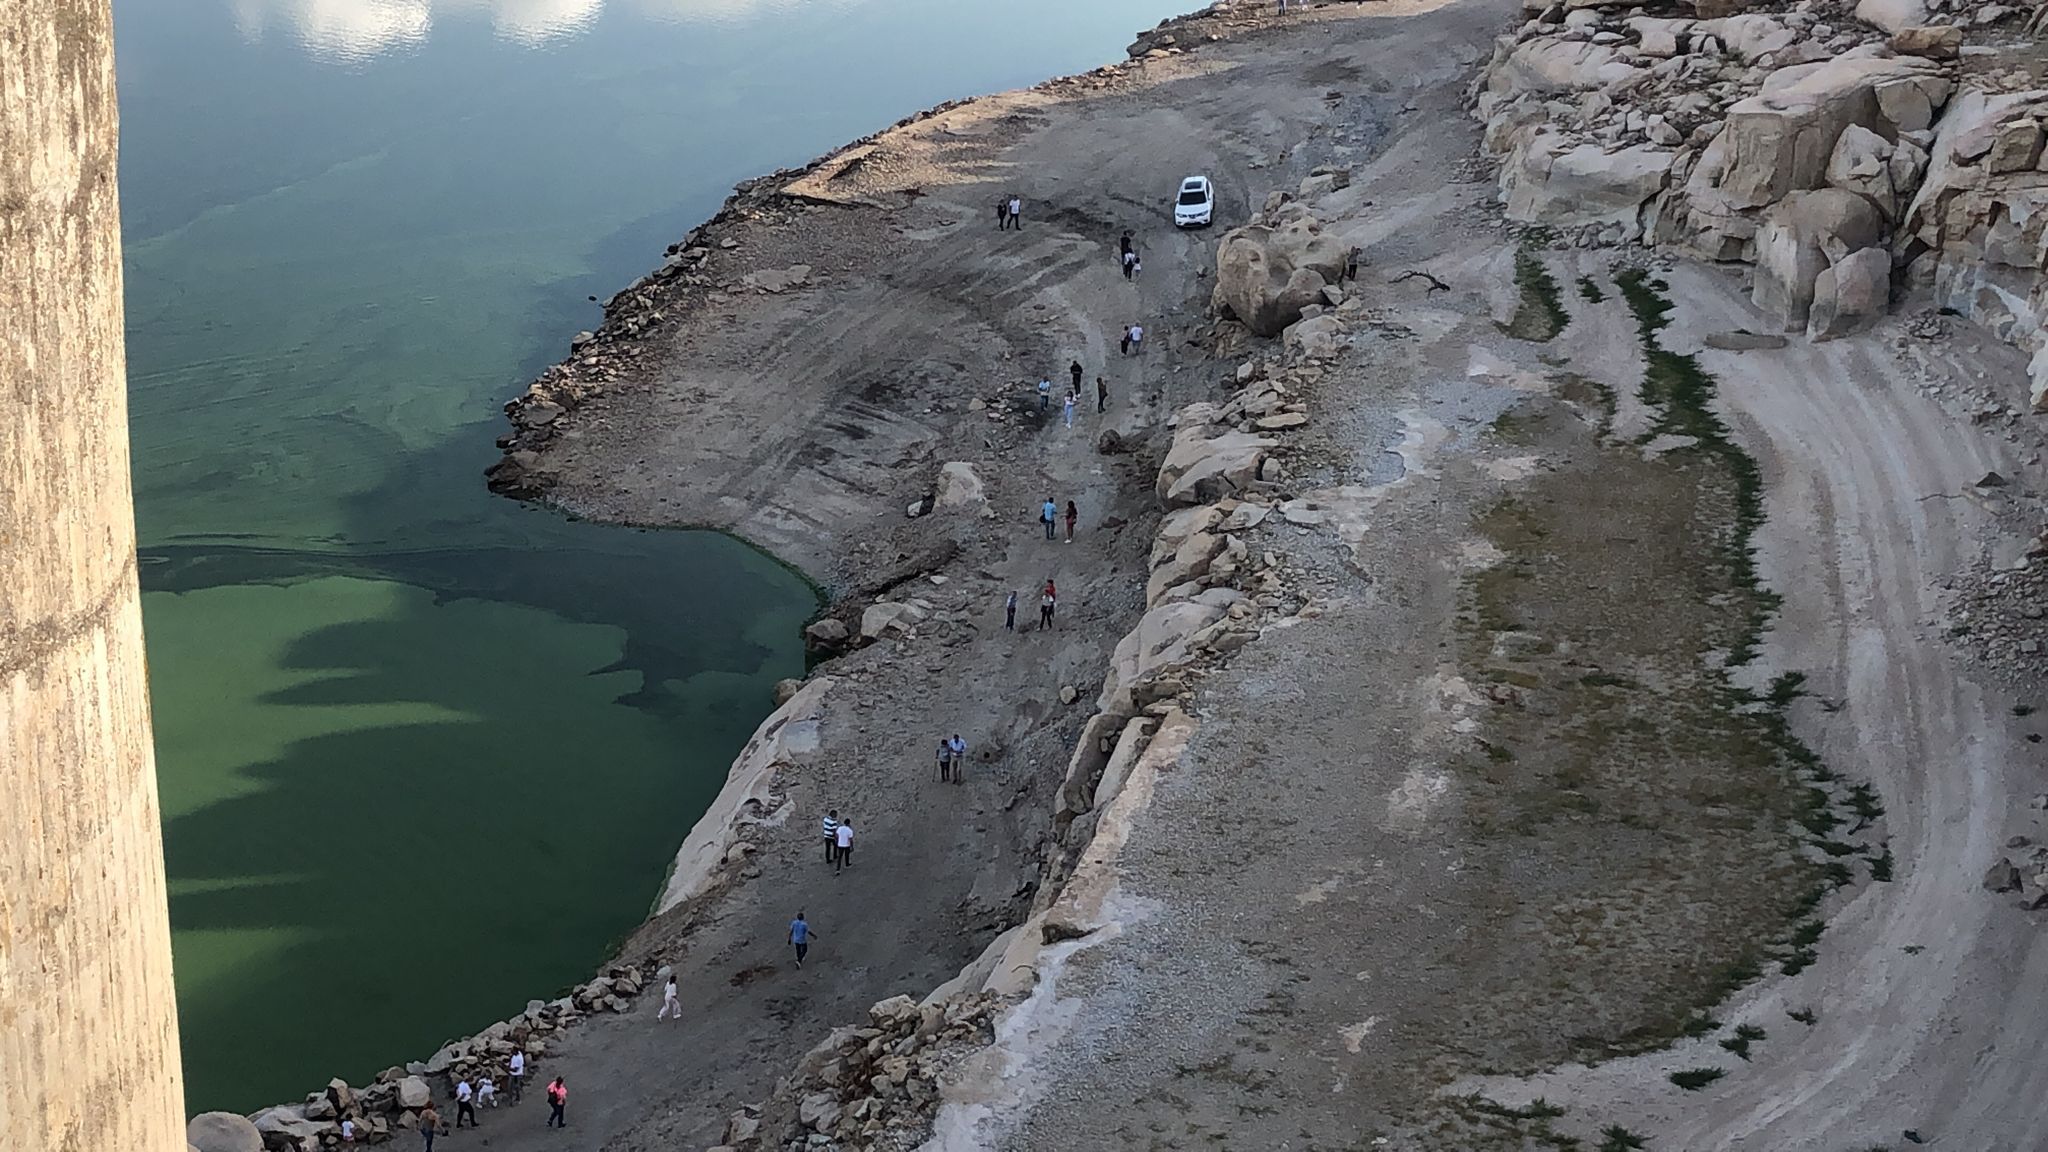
top-left (477, 1078), bottom-right (497, 1110)
top-left (790, 911), bottom-right (818, 967)
top-left (545, 1077), bottom-right (567, 1129)
top-left (1038, 378), bottom-right (1051, 413)
top-left (1007, 194), bottom-right (1023, 229)
top-left (1040, 581), bottom-right (1057, 629)
top-left (1132, 255), bottom-right (1142, 279)
top-left (1069, 360), bottom-right (1084, 394)
top-left (1128, 322), bottom-right (1144, 355)
top-left (1122, 248), bottom-right (1137, 280)
top-left (835, 819), bottom-right (855, 872)
top-left (996, 196), bottom-right (1010, 230)
top-left (1041, 497), bottom-right (1058, 541)
top-left (1064, 500), bottom-right (1078, 543)
top-left (1096, 375), bottom-right (1109, 413)
top-left (454, 1079), bottom-right (477, 1129)
top-left (1062, 392), bottom-right (1077, 428)
top-left (657, 973), bottom-right (682, 1021)
top-left (507, 1050), bottom-right (525, 1104)
top-left (937, 737), bottom-right (953, 783)
top-left (822, 809), bottom-right (840, 866)
top-left (419, 1103), bottom-right (441, 1151)
top-left (948, 734), bottom-right (966, 784)
top-left (1119, 229), bottom-right (1134, 260)
top-left (1119, 325), bottom-right (1132, 356)
top-left (1005, 590), bottom-right (1018, 632)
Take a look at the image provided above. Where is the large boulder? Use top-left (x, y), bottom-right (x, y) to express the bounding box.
top-left (859, 600), bottom-right (928, 641)
top-left (1807, 246), bottom-right (1892, 340)
top-left (1211, 214), bottom-right (1349, 336)
top-left (1099, 590), bottom-right (1244, 714)
top-left (251, 1107), bottom-right (333, 1150)
top-left (1155, 427), bottom-right (1276, 507)
top-left (1714, 55), bottom-right (1950, 209)
top-left (932, 461), bottom-right (990, 514)
top-left (188, 1113), bottom-right (263, 1152)
top-left (1502, 133), bottom-right (1676, 232)
top-left (1753, 189), bottom-right (1886, 329)
top-left (1486, 38), bottom-right (1639, 95)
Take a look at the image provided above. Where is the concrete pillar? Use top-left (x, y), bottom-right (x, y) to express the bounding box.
top-left (1, 2), bottom-right (190, 1150)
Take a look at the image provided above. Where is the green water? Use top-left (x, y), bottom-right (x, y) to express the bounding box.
top-left (116, 0), bottom-right (1191, 1114)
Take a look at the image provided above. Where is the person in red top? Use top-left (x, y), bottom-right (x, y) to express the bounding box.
top-left (545, 1077), bottom-right (567, 1129)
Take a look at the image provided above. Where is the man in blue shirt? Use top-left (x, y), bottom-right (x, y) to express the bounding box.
top-left (1041, 497), bottom-right (1058, 540)
top-left (789, 912), bottom-right (818, 968)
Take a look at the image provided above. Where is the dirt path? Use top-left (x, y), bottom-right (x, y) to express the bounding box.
top-left (459, 9), bottom-right (1428, 1151)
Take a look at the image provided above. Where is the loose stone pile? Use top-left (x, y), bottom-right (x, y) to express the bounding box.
top-left (191, 966), bottom-right (650, 1149)
top-left (709, 993), bottom-right (1002, 1152)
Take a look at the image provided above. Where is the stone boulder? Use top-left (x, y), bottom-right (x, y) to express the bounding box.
top-left (1713, 55), bottom-right (1950, 209)
top-left (1155, 427), bottom-right (1276, 507)
top-left (1485, 38), bottom-right (1639, 95)
top-left (1752, 188), bottom-right (1885, 329)
top-left (1210, 214), bottom-right (1349, 336)
top-left (1825, 124), bottom-right (1909, 218)
top-left (251, 1107), bottom-right (332, 1150)
top-left (1283, 314), bottom-right (1346, 360)
top-left (932, 461), bottom-right (990, 514)
top-left (396, 1076), bottom-right (431, 1111)
top-left (188, 1113), bottom-right (263, 1152)
top-left (773, 677), bottom-right (803, 705)
top-left (803, 617), bottom-right (850, 651)
top-left (859, 600), bottom-right (928, 641)
top-left (1890, 24), bottom-right (1962, 59)
top-left (1501, 133), bottom-right (1676, 232)
top-left (1854, 0), bottom-right (1928, 34)
top-left (1807, 246), bottom-right (1892, 340)
top-left (1100, 590), bottom-right (1243, 714)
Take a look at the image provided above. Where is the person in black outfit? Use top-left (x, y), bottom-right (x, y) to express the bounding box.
top-left (1069, 360), bottom-right (1083, 395)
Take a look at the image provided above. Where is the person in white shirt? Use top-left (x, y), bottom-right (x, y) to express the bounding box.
top-left (1128, 323), bottom-right (1144, 354)
top-left (1007, 195), bottom-right (1023, 230)
top-left (507, 1050), bottom-right (525, 1104)
top-left (340, 1118), bottom-right (355, 1143)
top-left (657, 974), bottom-right (681, 1021)
top-left (834, 819), bottom-right (855, 873)
top-left (454, 1078), bottom-right (477, 1128)
top-left (477, 1077), bottom-right (496, 1108)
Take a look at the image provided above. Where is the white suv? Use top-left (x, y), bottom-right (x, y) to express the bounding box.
top-left (1174, 175), bottom-right (1214, 228)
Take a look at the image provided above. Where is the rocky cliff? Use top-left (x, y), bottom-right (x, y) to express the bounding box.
top-left (1472, 0), bottom-right (2048, 400)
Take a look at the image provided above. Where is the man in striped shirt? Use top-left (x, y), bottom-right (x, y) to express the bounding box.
top-left (822, 810), bottom-right (840, 866)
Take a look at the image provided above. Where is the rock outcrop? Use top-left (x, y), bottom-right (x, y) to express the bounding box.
top-left (1472, 0), bottom-right (2048, 384)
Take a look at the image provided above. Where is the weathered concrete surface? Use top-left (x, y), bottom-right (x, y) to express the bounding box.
top-left (0, 2), bottom-right (188, 1150)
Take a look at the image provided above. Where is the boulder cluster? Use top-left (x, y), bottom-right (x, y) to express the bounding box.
top-left (192, 966), bottom-right (651, 1150)
top-left (1474, 0), bottom-right (2048, 403)
top-left (707, 992), bottom-right (1002, 1152)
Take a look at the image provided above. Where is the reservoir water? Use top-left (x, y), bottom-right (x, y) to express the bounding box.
top-left (116, 0), bottom-right (1191, 1114)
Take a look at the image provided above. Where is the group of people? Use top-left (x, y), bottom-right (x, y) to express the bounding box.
top-left (1039, 496), bottom-right (1079, 542)
top-left (936, 732), bottom-right (968, 782)
top-left (396, 1054), bottom-right (565, 1148)
top-left (1040, 361), bottom-right (1109, 428)
top-left (995, 192), bottom-right (1025, 230)
top-left (820, 809), bottom-right (857, 873)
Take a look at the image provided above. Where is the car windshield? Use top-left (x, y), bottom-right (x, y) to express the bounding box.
top-left (1177, 189), bottom-right (1207, 205)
